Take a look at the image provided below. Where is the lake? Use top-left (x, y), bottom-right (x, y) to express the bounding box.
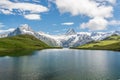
top-left (0, 49), bottom-right (120, 80)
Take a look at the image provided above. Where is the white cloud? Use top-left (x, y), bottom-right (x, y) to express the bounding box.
top-left (54, 0), bottom-right (113, 18)
top-left (80, 19), bottom-right (120, 30)
top-left (109, 0), bottom-right (116, 4)
top-left (0, 0), bottom-right (48, 20)
top-left (95, 0), bottom-right (116, 5)
top-left (53, 0), bottom-right (116, 30)
top-left (61, 22), bottom-right (74, 26)
top-left (24, 14), bottom-right (41, 20)
top-left (80, 17), bottom-right (108, 30)
top-left (0, 9), bottom-right (12, 15)
top-left (0, 28), bottom-right (15, 33)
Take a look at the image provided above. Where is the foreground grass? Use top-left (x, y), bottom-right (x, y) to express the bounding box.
top-left (0, 34), bottom-right (51, 51)
top-left (0, 34), bottom-right (63, 56)
top-left (73, 35), bottom-right (120, 51)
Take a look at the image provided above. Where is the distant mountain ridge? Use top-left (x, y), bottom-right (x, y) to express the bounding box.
top-left (0, 24), bottom-right (120, 47)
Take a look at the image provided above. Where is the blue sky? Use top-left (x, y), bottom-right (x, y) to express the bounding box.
top-left (0, 0), bottom-right (120, 34)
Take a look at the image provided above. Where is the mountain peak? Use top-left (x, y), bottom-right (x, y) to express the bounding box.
top-left (19, 24), bottom-right (32, 31)
top-left (65, 28), bottom-right (76, 35)
top-left (8, 24), bottom-right (34, 36)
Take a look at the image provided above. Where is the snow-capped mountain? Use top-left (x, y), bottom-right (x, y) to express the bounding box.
top-left (7, 24), bottom-right (61, 47)
top-left (65, 28), bottom-right (76, 35)
top-left (54, 29), bottom-right (119, 47)
top-left (36, 32), bottom-right (62, 47)
top-left (0, 24), bottom-right (120, 47)
top-left (53, 33), bottom-right (93, 47)
top-left (90, 32), bottom-right (112, 41)
top-left (8, 24), bottom-right (34, 36)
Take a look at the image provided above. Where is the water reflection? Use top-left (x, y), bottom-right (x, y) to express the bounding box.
top-left (0, 50), bottom-right (34, 57)
top-left (0, 49), bottom-right (120, 80)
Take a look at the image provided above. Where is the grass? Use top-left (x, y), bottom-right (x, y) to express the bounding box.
top-left (74, 35), bottom-right (120, 51)
top-left (0, 34), bottom-right (63, 56)
top-left (0, 34), bottom-right (51, 51)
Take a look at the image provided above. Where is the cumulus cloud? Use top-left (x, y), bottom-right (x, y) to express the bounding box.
top-left (24, 14), bottom-right (41, 20)
top-left (61, 22), bottom-right (74, 26)
top-left (81, 19), bottom-right (120, 30)
top-left (53, 0), bottom-right (116, 30)
top-left (0, 0), bottom-right (48, 20)
top-left (80, 17), bottom-right (108, 30)
top-left (54, 0), bottom-right (113, 18)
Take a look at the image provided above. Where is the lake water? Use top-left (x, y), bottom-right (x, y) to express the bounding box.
top-left (0, 49), bottom-right (120, 80)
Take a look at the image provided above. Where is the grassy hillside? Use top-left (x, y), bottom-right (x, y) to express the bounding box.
top-left (0, 34), bottom-right (50, 51)
top-left (75, 35), bottom-right (120, 51)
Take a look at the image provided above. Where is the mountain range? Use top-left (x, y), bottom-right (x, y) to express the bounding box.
top-left (76, 35), bottom-right (120, 51)
top-left (0, 24), bottom-right (120, 47)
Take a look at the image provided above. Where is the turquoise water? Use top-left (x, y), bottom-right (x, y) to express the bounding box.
top-left (0, 49), bottom-right (120, 80)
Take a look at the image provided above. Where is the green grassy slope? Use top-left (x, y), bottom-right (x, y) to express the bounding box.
top-left (0, 34), bottom-right (50, 51)
top-left (76, 35), bottom-right (120, 51)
